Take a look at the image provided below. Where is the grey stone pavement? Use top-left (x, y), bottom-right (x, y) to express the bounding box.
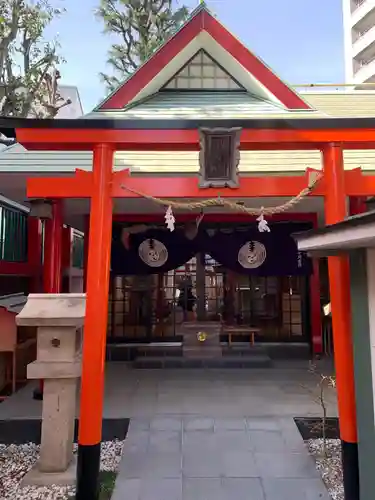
top-left (0, 360), bottom-right (336, 499)
top-left (112, 415), bottom-right (331, 500)
top-left (110, 361), bottom-right (335, 500)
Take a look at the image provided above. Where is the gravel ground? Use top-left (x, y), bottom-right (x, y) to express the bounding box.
top-left (0, 440), bottom-right (124, 500)
top-left (307, 438), bottom-right (343, 500)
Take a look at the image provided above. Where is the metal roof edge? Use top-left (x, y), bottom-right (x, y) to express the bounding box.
top-left (3, 116), bottom-right (375, 131)
top-left (0, 194), bottom-right (30, 213)
top-left (293, 209), bottom-right (375, 242)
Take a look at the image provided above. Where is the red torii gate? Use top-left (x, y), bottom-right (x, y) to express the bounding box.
top-left (3, 117), bottom-right (374, 500)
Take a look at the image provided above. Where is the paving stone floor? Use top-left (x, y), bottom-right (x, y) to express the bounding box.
top-left (0, 360), bottom-right (337, 420)
top-left (107, 361), bottom-right (334, 500)
top-left (0, 360), bottom-right (336, 499)
top-left (112, 416), bottom-right (330, 500)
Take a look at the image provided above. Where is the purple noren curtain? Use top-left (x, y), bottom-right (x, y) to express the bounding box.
top-left (110, 222), bottom-right (312, 276)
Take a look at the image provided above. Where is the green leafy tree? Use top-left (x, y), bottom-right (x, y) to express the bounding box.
top-left (0, 0), bottom-right (71, 117)
top-left (96, 0), bottom-right (190, 93)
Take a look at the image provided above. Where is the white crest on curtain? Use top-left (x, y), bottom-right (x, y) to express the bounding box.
top-left (238, 241), bottom-right (267, 269)
top-left (138, 239), bottom-right (168, 267)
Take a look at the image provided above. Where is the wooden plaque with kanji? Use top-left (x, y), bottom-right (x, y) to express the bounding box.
top-left (199, 127), bottom-right (241, 188)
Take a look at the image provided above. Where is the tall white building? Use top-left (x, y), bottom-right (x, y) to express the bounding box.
top-left (343, 0), bottom-right (375, 86)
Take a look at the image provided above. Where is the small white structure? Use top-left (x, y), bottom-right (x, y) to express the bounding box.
top-left (294, 210), bottom-right (375, 500)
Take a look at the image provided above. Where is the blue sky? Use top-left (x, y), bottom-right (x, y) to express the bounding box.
top-left (47, 0), bottom-right (345, 113)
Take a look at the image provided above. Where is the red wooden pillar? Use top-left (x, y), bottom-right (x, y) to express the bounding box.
top-left (34, 200), bottom-right (63, 400)
top-left (27, 217), bottom-right (43, 293)
top-left (323, 143), bottom-right (359, 500)
top-left (43, 201), bottom-right (63, 293)
top-left (76, 144), bottom-right (114, 500)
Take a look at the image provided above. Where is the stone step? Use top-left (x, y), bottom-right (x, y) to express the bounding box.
top-left (107, 343), bottom-right (310, 362)
top-left (222, 346), bottom-right (268, 357)
top-left (106, 345), bottom-right (182, 361)
top-left (133, 355), bottom-right (273, 369)
top-left (137, 346), bottom-right (182, 357)
top-left (267, 343), bottom-right (311, 359)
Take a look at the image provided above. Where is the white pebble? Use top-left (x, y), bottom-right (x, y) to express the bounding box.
top-left (0, 440), bottom-right (124, 499)
top-left (307, 438), bottom-right (344, 500)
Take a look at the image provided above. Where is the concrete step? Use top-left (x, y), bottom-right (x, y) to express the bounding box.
top-left (133, 355), bottom-right (273, 369)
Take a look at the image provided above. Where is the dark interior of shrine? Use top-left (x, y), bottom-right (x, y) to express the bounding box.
top-left (108, 220), bottom-right (316, 347)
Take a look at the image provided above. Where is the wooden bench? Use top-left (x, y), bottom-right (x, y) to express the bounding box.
top-left (222, 326), bottom-right (261, 347)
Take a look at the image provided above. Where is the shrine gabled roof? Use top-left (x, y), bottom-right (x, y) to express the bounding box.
top-left (95, 4), bottom-right (311, 112)
top-left (85, 91), bottom-right (321, 120)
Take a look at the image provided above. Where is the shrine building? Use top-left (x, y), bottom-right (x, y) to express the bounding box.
top-left (1, 4), bottom-right (375, 498)
top-left (3, 6), bottom-right (375, 358)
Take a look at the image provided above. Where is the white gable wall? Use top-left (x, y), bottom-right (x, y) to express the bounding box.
top-left (125, 32), bottom-right (285, 108)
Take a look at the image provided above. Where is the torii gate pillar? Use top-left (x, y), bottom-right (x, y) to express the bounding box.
top-left (323, 143), bottom-right (359, 500)
top-left (75, 144), bottom-right (114, 500)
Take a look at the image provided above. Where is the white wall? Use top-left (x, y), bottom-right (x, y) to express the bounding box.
top-left (343, 0), bottom-right (355, 82)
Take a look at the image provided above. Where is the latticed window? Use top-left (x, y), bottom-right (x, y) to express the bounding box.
top-left (163, 50), bottom-right (244, 91)
top-left (0, 205), bottom-right (28, 262)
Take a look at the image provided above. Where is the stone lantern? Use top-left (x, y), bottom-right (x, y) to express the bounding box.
top-left (16, 293), bottom-right (86, 486)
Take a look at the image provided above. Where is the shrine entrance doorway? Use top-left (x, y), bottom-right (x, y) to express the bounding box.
top-left (107, 255), bottom-right (310, 347)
